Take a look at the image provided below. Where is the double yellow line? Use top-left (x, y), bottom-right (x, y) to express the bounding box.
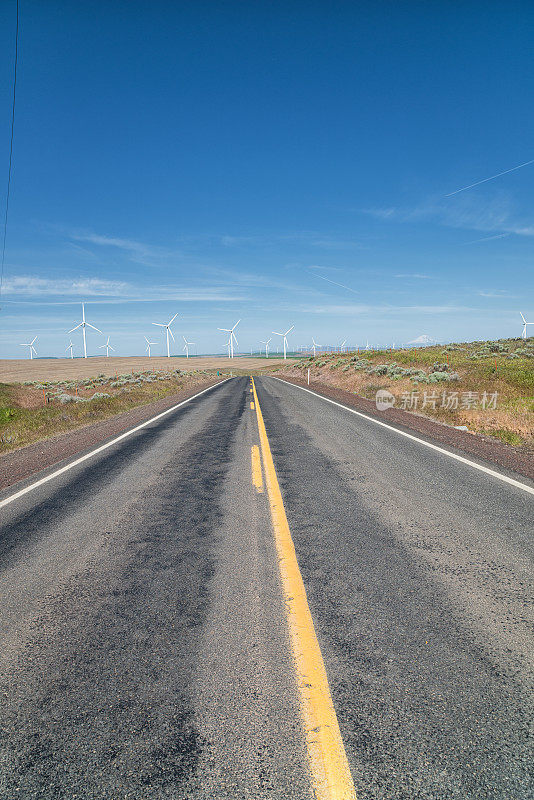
top-left (250, 377), bottom-right (357, 800)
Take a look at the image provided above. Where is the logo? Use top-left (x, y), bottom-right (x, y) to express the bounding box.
top-left (375, 389), bottom-right (396, 411)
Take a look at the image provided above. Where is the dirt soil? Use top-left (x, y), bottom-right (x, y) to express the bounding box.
top-left (0, 355), bottom-right (286, 382)
top-left (0, 378), bottom-right (222, 492)
top-left (278, 376), bottom-right (534, 481)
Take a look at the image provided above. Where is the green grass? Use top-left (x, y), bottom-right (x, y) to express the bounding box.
top-left (0, 370), bottom-right (218, 454)
top-left (483, 429), bottom-right (524, 447)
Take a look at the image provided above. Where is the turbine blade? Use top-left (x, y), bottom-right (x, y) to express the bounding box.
top-left (285, 325), bottom-right (294, 335)
top-left (168, 313), bottom-right (179, 325)
top-left (152, 322), bottom-right (165, 327)
top-left (169, 328), bottom-right (175, 341)
top-left (520, 312), bottom-right (527, 323)
top-left (68, 324), bottom-right (82, 332)
top-left (87, 323), bottom-right (102, 333)
top-left (272, 331), bottom-right (283, 336)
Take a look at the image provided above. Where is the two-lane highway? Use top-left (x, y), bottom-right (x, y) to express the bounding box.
top-left (0, 376), bottom-right (532, 798)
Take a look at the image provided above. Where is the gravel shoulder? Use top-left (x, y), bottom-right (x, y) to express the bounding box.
top-left (277, 376), bottom-right (534, 481)
top-left (0, 378), bottom-right (223, 492)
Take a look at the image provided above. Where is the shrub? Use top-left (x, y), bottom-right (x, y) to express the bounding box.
top-left (57, 393), bottom-right (88, 404)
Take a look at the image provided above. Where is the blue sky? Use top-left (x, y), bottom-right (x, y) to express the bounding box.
top-left (0, 1), bottom-right (533, 357)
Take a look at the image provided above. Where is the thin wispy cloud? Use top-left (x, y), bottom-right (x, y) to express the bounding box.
top-left (307, 264), bottom-right (343, 273)
top-left (445, 159), bottom-right (534, 197)
top-left (477, 290), bottom-right (517, 299)
top-left (363, 195), bottom-right (534, 238)
top-left (1, 275), bottom-right (243, 303)
top-left (2, 276), bottom-right (129, 296)
top-left (299, 303), bottom-right (477, 316)
top-left (394, 273), bottom-right (430, 279)
top-left (66, 230), bottom-right (183, 268)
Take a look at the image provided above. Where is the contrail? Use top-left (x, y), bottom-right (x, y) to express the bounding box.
top-left (445, 159), bottom-right (534, 197)
top-left (312, 273), bottom-right (358, 294)
top-left (462, 232), bottom-right (510, 245)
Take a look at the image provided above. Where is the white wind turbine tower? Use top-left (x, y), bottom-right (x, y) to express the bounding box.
top-left (272, 325), bottom-right (294, 360)
top-left (260, 337), bottom-right (272, 358)
top-left (152, 313), bottom-right (178, 357)
top-left (20, 335), bottom-right (37, 359)
top-left (144, 336), bottom-right (157, 357)
top-left (182, 335), bottom-right (196, 358)
top-left (311, 337), bottom-right (321, 357)
top-left (218, 319), bottom-right (240, 359)
top-left (66, 340), bottom-right (74, 359)
top-left (520, 312), bottom-right (533, 339)
top-left (99, 336), bottom-right (115, 357)
top-left (68, 302), bottom-right (102, 359)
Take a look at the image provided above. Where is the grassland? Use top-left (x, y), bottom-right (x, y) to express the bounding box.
top-left (0, 367), bottom-right (220, 454)
top-left (0, 352), bottom-right (298, 455)
top-left (269, 338), bottom-right (534, 448)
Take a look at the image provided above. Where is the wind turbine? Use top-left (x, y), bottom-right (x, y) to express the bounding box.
top-left (99, 336), bottom-right (115, 357)
top-left (182, 335), bottom-right (196, 358)
top-left (66, 340), bottom-right (74, 359)
top-left (68, 302), bottom-right (102, 359)
top-left (260, 337), bottom-right (272, 358)
top-left (272, 325), bottom-right (294, 360)
top-left (311, 337), bottom-right (321, 357)
top-left (339, 339), bottom-right (346, 352)
top-left (520, 312), bottom-right (533, 339)
top-left (144, 336), bottom-right (157, 357)
top-left (218, 319), bottom-right (240, 359)
top-left (20, 335), bottom-right (37, 359)
top-left (152, 313), bottom-right (178, 357)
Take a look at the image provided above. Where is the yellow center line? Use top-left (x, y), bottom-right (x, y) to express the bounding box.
top-left (251, 377), bottom-right (357, 800)
top-left (251, 444), bottom-right (264, 492)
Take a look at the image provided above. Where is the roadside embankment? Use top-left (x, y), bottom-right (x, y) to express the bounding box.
top-left (0, 372), bottom-right (224, 490)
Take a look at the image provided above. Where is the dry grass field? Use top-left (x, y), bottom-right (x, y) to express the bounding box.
top-left (0, 355), bottom-right (290, 453)
top-left (271, 338), bottom-right (534, 447)
top-left (0, 355), bottom-right (287, 383)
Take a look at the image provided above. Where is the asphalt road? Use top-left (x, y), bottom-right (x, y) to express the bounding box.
top-left (0, 376), bottom-right (532, 799)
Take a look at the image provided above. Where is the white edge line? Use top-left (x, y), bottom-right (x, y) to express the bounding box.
top-left (273, 378), bottom-right (534, 496)
top-left (0, 379), bottom-right (231, 511)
